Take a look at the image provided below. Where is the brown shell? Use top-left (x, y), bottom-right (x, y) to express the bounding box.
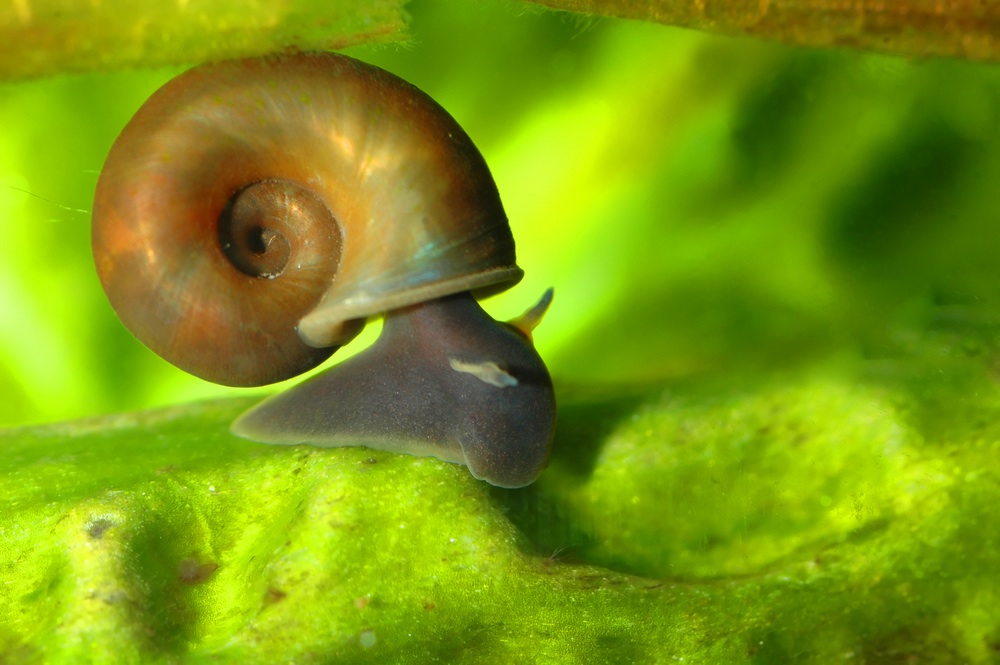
top-left (92, 52), bottom-right (522, 387)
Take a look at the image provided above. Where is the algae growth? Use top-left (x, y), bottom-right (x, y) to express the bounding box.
top-left (2, 373), bottom-right (998, 661)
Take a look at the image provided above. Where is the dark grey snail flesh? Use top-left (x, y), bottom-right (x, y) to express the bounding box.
top-left (234, 290), bottom-right (555, 488)
top-left (91, 52), bottom-right (556, 487)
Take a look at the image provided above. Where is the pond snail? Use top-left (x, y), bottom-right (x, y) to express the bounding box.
top-left (91, 52), bottom-right (556, 488)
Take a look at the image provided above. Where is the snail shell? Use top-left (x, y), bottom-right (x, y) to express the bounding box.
top-left (93, 52), bottom-right (522, 386)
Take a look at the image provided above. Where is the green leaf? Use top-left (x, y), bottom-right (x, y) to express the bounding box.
top-left (0, 0), bottom-right (407, 80)
top-left (2, 376), bottom-right (998, 661)
top-left (523, 0), bottom-right (1000, 62)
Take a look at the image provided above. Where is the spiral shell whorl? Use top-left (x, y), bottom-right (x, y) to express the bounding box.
top-left (92, 53), bottom-right (520, 386)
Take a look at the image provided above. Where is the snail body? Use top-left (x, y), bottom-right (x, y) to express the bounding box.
top-left (233, 292), bottom-right (555, 487)
top-left (92, 53), bottom-right (555, 487)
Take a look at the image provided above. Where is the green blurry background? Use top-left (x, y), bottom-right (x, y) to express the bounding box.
top-left (4, 0), bottom-right (1000, 427)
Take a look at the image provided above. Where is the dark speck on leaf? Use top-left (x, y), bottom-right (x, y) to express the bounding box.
top-left (178, 558), bottom-right (219, 585)
top-left (87, 518), bottom-right (114, 539)
top-left (364, 457), bottom-right (378, 464)
top-left (265, 587), bottom-right (287, 605)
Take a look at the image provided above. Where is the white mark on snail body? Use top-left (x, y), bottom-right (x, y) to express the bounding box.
top-left (448, 357), bottom-right (518, 388)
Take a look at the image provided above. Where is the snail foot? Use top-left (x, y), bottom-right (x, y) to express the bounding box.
top-left (231, 291), bottom-right (556, 488)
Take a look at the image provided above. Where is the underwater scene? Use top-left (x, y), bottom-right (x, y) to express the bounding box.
top-left (1, 0), bottom-right (999, 661)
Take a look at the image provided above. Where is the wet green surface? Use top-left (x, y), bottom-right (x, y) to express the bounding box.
top-left (2, 372), bottom-right (998, 661)
top-left (0, 0), bottom-right (406, 80)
